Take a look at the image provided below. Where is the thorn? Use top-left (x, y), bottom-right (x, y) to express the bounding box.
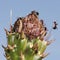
top-left (20, 52), bottom-right (24, 60)
top-left (2, 45), bottom-right (5, 49)
top-left (4, 28), bottom-right (9, 35)
top-left (10, 9), bottom-right (12, 25)
top-left (44, 26), bottom-right (54, 41)
top-left (21, 31), bottom-right (26, 39)
top-left (18, 20), bottom-right (23, 33)
top-left (46, 40), bottom-right (55, 46)
top-left (7, 45), bottom-right (14, 50)
top-left (10, 25), bottom-right (13, 33)
top-left (40, 53), bottom-right (50, 58)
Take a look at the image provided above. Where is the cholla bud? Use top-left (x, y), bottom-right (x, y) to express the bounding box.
top-left (4, 11), bottom-right (55, 60)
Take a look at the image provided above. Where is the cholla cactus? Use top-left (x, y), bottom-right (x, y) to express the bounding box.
top-left (3, 11), bottom-right (55, 60)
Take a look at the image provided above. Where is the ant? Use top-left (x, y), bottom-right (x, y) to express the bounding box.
top-left (53, 21), bottom-right (58, 29)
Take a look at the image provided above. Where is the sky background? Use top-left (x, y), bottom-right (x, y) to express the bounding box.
top-left (0, 0), bottom-right (60, 60)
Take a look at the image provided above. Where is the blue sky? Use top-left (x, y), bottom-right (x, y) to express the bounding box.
top-left (0, 0), bottom-right (60, 60)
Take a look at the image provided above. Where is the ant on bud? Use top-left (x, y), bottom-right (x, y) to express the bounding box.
top-left (31, 10), bottom-right (39, 16)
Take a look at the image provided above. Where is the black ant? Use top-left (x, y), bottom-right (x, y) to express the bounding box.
top-left (53, 21), bottom-right (58, 29)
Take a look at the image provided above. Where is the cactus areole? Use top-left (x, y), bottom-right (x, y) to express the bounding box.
top-left (4, 11), bottom-right (54, 60)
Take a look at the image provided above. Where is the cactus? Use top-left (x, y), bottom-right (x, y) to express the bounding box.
top-left (3, 11), bottom-right (55, 60)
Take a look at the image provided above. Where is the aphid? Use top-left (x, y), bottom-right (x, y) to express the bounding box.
top-left (53, 21), bottom-right (58, 29)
